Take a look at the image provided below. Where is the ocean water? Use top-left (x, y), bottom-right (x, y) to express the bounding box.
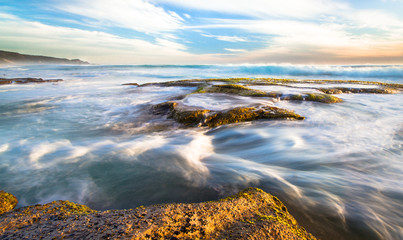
top-left (0, 64), bottom-right (402, 239)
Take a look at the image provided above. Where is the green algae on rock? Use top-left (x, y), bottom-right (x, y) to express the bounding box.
top-left (0, 191), bottom-right (18, 215)
top-left (152, 101), bottom-right (305, 128)
top-left (172, 108), bottom-right (211, 126)
top-left (281, 93), bottom-right (342, 103)
top-left (194, 84), bottom-right (274, 97)
top-left (284, 93), bottom-right (343, 104)
top-left (204, 106), bottom-right (304, 128)
top-left (319, 87), bottom-right (399, 94)
top-left (303, 93), bottom-right (343, 103)
top-left (0, 188), bottom-right (317, 239)
top-left (122, 77), bottom-right (403, 129)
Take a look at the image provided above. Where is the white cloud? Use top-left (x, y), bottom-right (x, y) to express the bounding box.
top-left (56, 0), bottom-right (183, 33)
top-left (190, 17), bottom-right (402, 63)
top-left (0, 15), bottom-right (192, 64)
top-left (348, 10), bottom-right (403, 30)
top-left (225, 48), bottom-right (247, 52)
top-left (154, 0), bottom-right (348, 19)
top-left (201, 33), bottom-right (247, 42)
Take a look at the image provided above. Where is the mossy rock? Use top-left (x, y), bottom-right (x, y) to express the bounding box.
top-left (125, 78), bottom-right (403, 90)
top-left (304, 93), bottom-right (343, 103)
top-left (17, 200), bottom-right (96, 217)
top-left (163, 103), bottom-right (305, 128)
top-left (0, 191), bottom-right (18, 215)
top-left (282, 93), bottom-right (342, 103)
top-left (171, 108), bottom-right (211, 126)
top-left (0, 188), bottom-right (317, 239)
top-left (151, 101), bottom-right (178, 115)
top-left (319, 87), bottom-right (399, 94)
top-left (204, 106), bottom-right (304, 127)
top-left (196, 84), bottom-right (269, 97)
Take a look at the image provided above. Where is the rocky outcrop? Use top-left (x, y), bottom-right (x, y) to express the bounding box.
top-left (0, 188), bottom-right (317, 239)
top-left (127, 79), bottom-right (398, 104)
top-left (0, 191), bottom-right (18, 215)
top-left (122, 78), bottom-right (401, 129)
top-left (129, 78), bottom-right (403, 90)
top-left (152, 101), bottom-right (304, 128)
top-left (0, 78), bottom-right (63, 85)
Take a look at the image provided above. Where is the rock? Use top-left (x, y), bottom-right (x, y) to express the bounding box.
top-left (194, 84), bottom-right (273, 97)
top-left (284, 93), bottom-right (343, 104)
top-left (304, 93), bottom-right (343, 103)
top-left (319, 87), bottom-right (399, 94)
top-left (122, 83), bottom-right (139, 86)
top-left (0, 188), bottom-right (317, 239)
top-left (153, 102), bottom-right (305, 127)
top-left (0, 191), bottom-right (18, 215)
top-left (125, 78), bottom-right (403, 90)
top-left (203, 106), bottom-right (304, 127)
top-left (0, 78), bottom-right (63, 85)
top-left (172, 108), bottom-right (211, 126)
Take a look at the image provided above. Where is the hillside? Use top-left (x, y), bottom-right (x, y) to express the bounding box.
top-left (0, 50), bottom-right (89, 65)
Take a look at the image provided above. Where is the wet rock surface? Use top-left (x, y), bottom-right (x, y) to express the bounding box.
top-left (0, 78), bottom-right (63, 85)
top-left (152, 101), bottom-right (304, 128)
top-left (318, 87), bottom-right (399, 94)
top-left (0, 188), bottom-right (317, 239)
top-left (126, 78), bottom-right (402, 128)
top-left (0, 191), bottom-right (18, 215)
top-left (132, 77), bottom-right (403, 90)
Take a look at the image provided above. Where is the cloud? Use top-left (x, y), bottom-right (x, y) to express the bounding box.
top-left (225, 48), bottom-right (247, 52)
top-left (187, 8), bottom-right (403, 63)
top-left (1, 0), bottom-right (403, 64)
top-left (201, 34), bottom-right (247, 42)
top-left (0, 14), bottom-right (192, 64)
top-left (154, 0), bottom-right (348, 19)
top-left (55, 0), bottom-right (184, 33)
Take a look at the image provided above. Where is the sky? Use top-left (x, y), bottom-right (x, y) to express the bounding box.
top-left (0, 0), bottom-right (403, 64)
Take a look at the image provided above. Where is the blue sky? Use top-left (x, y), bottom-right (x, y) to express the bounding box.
top-left (0, 0), bottom-right (402, 64)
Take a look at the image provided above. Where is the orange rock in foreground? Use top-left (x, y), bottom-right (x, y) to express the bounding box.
top-left (0, 188), bottom-right (316, 239)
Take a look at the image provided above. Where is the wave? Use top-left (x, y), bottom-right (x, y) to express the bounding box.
top-left (2, 64), bottom-right (403, 83)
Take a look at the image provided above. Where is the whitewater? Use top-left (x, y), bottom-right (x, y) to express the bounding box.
top-left (0, 64), bottom-right (402, 239)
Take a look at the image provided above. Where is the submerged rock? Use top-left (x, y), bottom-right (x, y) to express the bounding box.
top-left (0, 188), bottom-right (317, 239)
top-left (0, 78), bottom-right (63, 85)
top-left (0, 191), bottom-right (18, 215)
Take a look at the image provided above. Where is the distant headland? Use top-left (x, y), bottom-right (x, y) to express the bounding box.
top-left (0, 50), bottom-right (89, 65)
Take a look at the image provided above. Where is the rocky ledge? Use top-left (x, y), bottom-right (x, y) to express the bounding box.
top-left (123, 78), bottom-right (401, 128)
top-left (0, 188), bottom-right (316, 239)
top-left (0, 78), bottom-right (63, 85)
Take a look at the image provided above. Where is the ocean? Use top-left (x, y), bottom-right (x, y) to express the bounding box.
top-left (0, 64), bottom-right (402, 239)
